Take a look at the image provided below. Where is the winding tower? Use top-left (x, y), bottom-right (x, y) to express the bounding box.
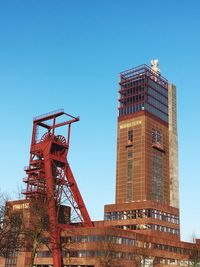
top-left (23, 109), bottom-right (93, 267)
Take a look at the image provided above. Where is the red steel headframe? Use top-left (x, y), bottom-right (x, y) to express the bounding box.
top-left (23, 109), bottom-right (93, 267)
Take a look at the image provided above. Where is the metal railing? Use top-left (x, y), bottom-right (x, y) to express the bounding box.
top-left (33, 108), bottom-right (64, 122)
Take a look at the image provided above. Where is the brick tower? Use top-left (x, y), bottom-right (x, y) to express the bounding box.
top-left (104, 61), bottom-right (180, 240)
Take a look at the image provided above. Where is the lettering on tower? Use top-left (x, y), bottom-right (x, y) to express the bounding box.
top-left (119, 120), bottom-right (142, 129)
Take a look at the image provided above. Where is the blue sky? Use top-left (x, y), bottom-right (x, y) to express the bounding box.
top-left (0, 0), bottom-right (199, 241)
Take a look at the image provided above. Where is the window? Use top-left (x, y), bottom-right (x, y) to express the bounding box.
top-left (128, 130), bottom-right (133, 142)
top-left (127, 150), bottom-right (133, 159)
top-left (152, 154), bottom-right (163, 203)
top-left (152, 128), bottom-right (162, 144)
top-left (127, 150), bottom-right (133, 202)
top-left (5, 251), bottom-right (18, 267)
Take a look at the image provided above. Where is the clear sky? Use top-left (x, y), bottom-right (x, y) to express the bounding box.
top-left (0, 0), bottom-right (199, 242)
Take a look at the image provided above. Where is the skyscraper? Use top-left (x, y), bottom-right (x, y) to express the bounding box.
top-left (105, 61), bottom-right (180, 239)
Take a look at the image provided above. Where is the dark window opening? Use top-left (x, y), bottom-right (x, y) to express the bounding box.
top-left (128, 130), bottom-right (133, 142)
top-left (152, 154), bottom-right (163, 203)
top-left (152, 128), bottom-right (162, 144)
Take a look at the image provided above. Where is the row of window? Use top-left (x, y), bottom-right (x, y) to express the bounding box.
top-left (145, 103), bottom-right (168, 122)
top-left (64, 233), bottom-right (188, 254)
top-left (119, 86), bottom-right (145, 97)
top-left (159, 259), bottom-right (189, 266)
top-left (120, 77), bottom-right (145, 88)
top-left (148, 85), bottom-right (168, 103)
top-left (127, 128), bottom-right (163, 145)
top-left (120, 75), bottom-right (167, 97)
top-left (147, 94), bottom-right (168, 114)
top-left (152, 224), bottom-right (179, 234)
top-left (5, 251), bottom-right (18, 267)
top-left (37, 249), bottom-right (138, 260)
top-left (36, 248), bottom-right (198, 266)
top-left (155, 244), bottom-right (200, 258)
top-left (118, 224), bottom-right (179, 235)
top-left (118, 102), bottom-right (168, 123)
top-left (120, 80), bottom-right (168, 104)
top-left (148, 78), bottom-right (168, 97)
top-left (119, 93), bottom-right (145, 105)
top-left (152, 209), bottom-right (179, 223)
top-left (104, 209), bottom-right (179, 224)
top-left (119, 67), bottom-right (167, 89)
top-left (67, 235), bottom-right (135, 246)
top-left (119, 102), bottom-right (144, 116)
top-left (36, 232), bottom-right (199, 264)
top-left (119, 85), bottom-right (168, 106)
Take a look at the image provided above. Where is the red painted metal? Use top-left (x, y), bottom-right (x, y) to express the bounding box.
top-left (23, 109), bottom-right (93, 267)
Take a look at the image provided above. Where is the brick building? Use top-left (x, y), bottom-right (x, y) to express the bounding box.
top-left (2, 62), bottom-right (200, 267)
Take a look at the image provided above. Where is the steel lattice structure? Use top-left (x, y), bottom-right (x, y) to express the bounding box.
top-left (23, 109), bottom-right (93, 267)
